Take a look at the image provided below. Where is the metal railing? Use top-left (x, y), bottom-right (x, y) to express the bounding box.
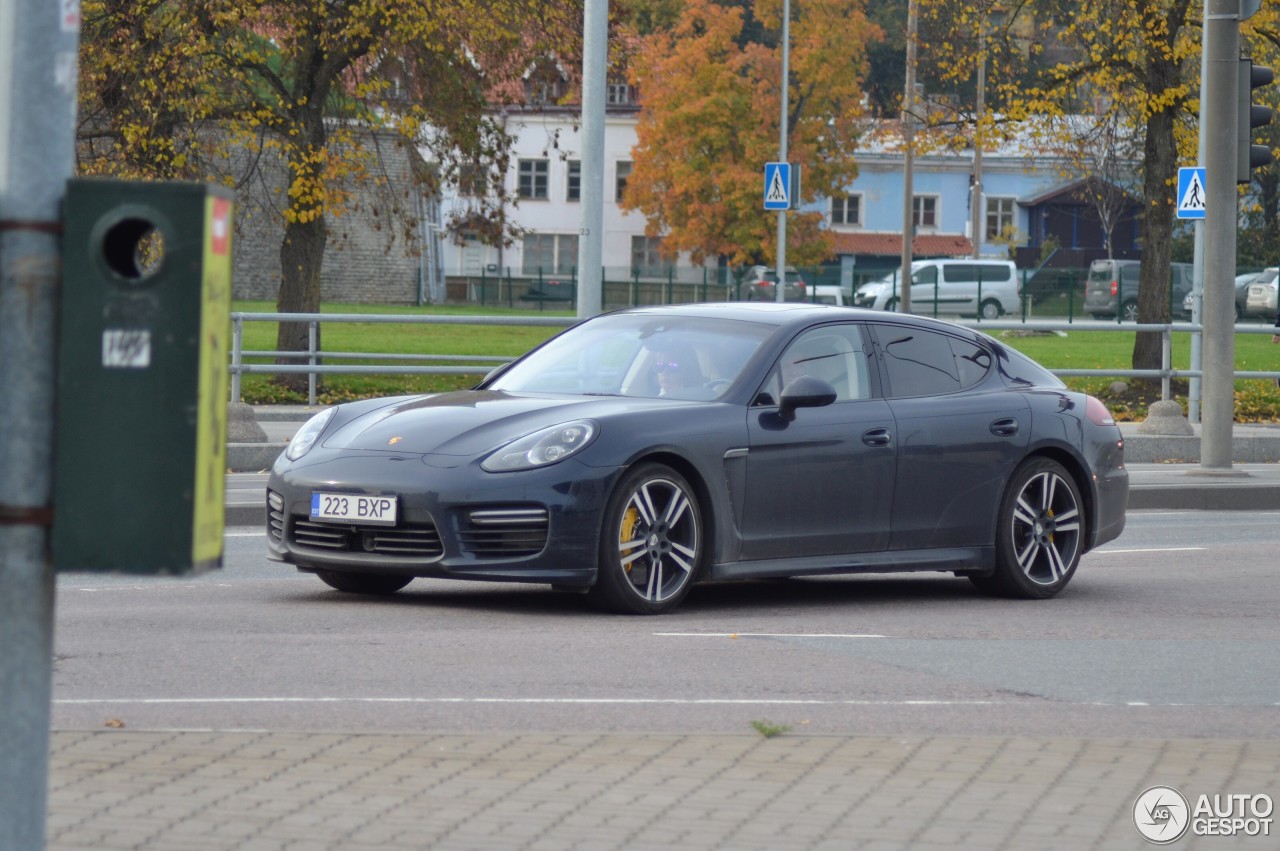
top-left (229, 312), bottom-right (1280, 407)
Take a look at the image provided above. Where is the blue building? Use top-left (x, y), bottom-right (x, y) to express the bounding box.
top-left (812, 126), bottom-right (1143, 292)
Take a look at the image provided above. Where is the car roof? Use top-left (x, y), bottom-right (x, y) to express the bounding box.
top-left (608, 301), bottom-right (988, 339)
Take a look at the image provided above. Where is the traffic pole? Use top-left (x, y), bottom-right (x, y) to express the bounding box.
top-left (0, 0), bottom-right (79, 847)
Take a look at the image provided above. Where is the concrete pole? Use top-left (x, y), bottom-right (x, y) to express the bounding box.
top-left (576, 0), bottom-right (607, 318)
top-left (970, 26), bottom-right (985, 259)
top-left (1198, 0), bottom-right (1239, 471)
top-left (899, 0), bottom-right (917, 313)
top-left (0, 0), bottom-right (79, 847)
top-left (775, 0), bottom-right (790, 303)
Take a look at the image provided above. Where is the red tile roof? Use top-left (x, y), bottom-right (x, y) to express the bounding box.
top-left (831, 231), bottom-right (973, 258)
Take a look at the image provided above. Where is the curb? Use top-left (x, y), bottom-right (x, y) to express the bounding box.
top-left (1121, 435), bottom-right (1280, 464)
top-left (228, 443), bottom-right (282, 473)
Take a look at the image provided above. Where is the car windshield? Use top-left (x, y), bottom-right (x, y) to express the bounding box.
top-left (488, 313), bottom-right (774, 400)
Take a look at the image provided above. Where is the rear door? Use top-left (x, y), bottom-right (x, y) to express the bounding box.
top-left (867, 322), bottom-right (1030, 550)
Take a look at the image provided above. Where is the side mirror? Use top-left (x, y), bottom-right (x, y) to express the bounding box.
top-left (778, 375), bottom-right (836, 422)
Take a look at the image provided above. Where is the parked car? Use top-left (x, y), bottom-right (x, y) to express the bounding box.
top-left (852, 259), bottom-right (1020, 319)
top-left (1244, 267), bottom-right (1279, 319)
top-left (520, 279), bottom-right (576, 302)
top-left (1179, 269), bottom-right (1273, 321)
top-left (1083, 259), bottom-right (1193, 321)
top-left (267, 302), bottom-right (1128, 614)
top-left (809, 284), bottom-right (846, 305)
top-left (741, 265), bottom-right (806, 301)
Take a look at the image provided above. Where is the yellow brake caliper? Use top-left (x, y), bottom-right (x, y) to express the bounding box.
top-left (620, 505), bottom-right (641, 572)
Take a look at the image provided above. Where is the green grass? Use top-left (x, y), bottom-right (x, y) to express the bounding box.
top-left (231, 301), bottom-right (1280, 420)
top-left (749, 719), bottom-right (792, 738)
top-left (232, 301), bottom-right (574, 404)
top-left (988, 326), bottom-right (1280, 421)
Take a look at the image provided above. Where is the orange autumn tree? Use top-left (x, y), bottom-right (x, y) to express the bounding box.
top-left (621, 0), bottom-right (882, 270)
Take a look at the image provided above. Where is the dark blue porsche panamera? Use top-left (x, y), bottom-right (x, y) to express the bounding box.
top-left (266, 302), bottom-right (1127, 614)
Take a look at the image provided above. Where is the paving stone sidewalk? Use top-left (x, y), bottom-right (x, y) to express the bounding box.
top-left (47, 731), bottom-right (1280, 850)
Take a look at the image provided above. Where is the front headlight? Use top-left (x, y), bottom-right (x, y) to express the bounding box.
top-left (285, 407), bottom-right (337, 461)
top-left (481, 420), bottom-right (597, 472)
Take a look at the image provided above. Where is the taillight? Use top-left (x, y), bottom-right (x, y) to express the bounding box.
top-left (1110, 280), bottom-right (1119, 296)
top-left (1085, 395), bottom-right (1116, 426)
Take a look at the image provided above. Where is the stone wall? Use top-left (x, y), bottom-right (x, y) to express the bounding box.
top-left (230, 133), bottom-right (428, 305)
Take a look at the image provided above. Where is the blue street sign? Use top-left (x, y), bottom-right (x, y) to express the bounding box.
top-left (1177, 167), bottom-right (1206, 220)
top-left (764, 162), bottom-right (791, 210)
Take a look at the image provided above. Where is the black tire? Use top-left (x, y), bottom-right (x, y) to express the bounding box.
top-left (589, 463), bottom-right (703, 614)
top-left (1121, 300), bottom-right (1139, 322)
top-left (970, 458), bottom-right (1085, 599)
top-left (979, 299), bottom-right (1002, 320)
top-left (315, 570), bottom-right (412, 595)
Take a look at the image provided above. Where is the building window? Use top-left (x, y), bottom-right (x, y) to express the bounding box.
top-left (615, 160), bottom-right (633, 202)
top-left (523, 234), bottom-right (578, 276)
top-left (458, 163), bottom-right (486, 197)
top-left (631, 235), bottom-right (668, 277)
top-left (555, 234), bottom-right (578, 275)
top-left (566, 160), bottom-right (581, 202)
top-left (913, 195), bottom-right (938, 229)
top-left (607, 83), bottom-right (634, 105)
top-left (986, 196), bottom-right (1016, 240)
top-left (518, 159), bottom-right (549, 200)
top-left (831, 194), bottom-right (861, 226)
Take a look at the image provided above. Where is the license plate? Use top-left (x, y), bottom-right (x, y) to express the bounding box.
top-left (310, 492), bottom-right (398, 525)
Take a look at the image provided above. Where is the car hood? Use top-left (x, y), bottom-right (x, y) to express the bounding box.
top-left (321, 391), bottom-right (667, 457)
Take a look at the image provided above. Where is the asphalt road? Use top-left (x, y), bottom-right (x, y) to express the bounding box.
top-left (51, 509), bottom-right (1280, 739)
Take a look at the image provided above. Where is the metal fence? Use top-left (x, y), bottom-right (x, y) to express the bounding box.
top-left (229, 312), bottom-right (1280, 407)
top-left (451, 265), bottom-right (1194, 321)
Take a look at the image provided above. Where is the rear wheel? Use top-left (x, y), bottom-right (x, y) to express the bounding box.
top-left (589, 463), bottom-right (702, 614)
top-left (1121, 300), bottom-right (1139, 322)
top-left (315, 570), bottom-right (412, 595)
top-left (979, 299), bottom-right (1001, 320)
top-left (970, 458), bottom-right (1084, 599)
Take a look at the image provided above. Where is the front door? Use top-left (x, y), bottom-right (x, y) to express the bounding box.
top-left (741, 324), bottom-right (895, 559)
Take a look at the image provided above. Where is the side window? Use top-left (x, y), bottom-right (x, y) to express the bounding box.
top-left (758, 325), bottom-right (872, 405)
top-left (950, 337), bottom-right (993, 388)
top-left (945, 264), bottom-right (977, 283)
top-left (912, 265), bottom-right (938, 286)
top-left (983, 264), bottom-right (1012, 282)
top-left (874, 326), bottom-right (990, 397)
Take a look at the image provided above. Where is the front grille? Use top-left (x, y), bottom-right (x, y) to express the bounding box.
top-left (458, 507), bottom-right (549, 558)
top-left (289, 518), bottom-right (444, 559)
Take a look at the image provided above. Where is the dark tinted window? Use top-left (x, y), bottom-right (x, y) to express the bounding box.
top-left (875, 326), bottom-right (989, 396)
top-left (995, 345), bottom-right (1064, 389)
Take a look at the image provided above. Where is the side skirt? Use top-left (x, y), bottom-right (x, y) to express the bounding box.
top-left (709, 547), bottom-right (994, 582)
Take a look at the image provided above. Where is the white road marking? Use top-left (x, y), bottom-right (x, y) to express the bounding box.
top-left (51, 696), bottom-right (1280, 708)
top-left (1092, 547), bottom-right (1207, 555)
top-left (654, 632), bottom-right (886, 639)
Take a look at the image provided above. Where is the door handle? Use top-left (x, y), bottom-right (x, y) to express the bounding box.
top-left (862, 427), bottom-right (892, 447)
top-left (990, 418), bottom-right (1020, 437)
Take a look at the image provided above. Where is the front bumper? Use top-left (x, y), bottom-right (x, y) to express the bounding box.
top-left (266, 451), bottom-right (621, 587)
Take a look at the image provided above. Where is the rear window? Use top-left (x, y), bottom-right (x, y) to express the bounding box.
top-left (1088, 263), bottom-right (1112, 283)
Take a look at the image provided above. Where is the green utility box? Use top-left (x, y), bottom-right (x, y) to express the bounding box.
top-left (53, 179), bottom-right (235, 574)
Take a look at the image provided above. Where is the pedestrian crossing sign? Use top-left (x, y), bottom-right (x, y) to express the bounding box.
top-left (1177, 167), bottom-right (1206, 219)
top-left (764, 162), bottom-right (791, 210)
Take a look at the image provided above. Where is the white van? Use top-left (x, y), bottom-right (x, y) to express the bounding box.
top-left (853, 259), bottom-right (1021, 319)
